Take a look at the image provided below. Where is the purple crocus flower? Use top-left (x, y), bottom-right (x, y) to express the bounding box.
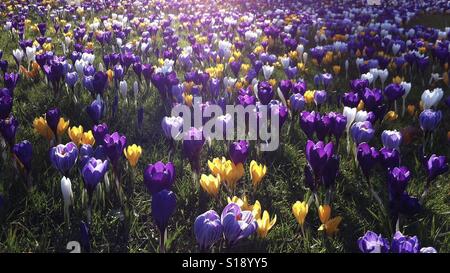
top-left (322, 155), bottom-right (339, 188)
top-left (221, 203), bottom-right (257, 245)
top-left (384, 83), bottom-right (405, 101)
top-left (13, 140), bottom-right (32, 172)
top-left (351, 121), bottom-right (375, 145)
top-left (229, 140), bottom-right (249, 165)
top-left (426, 154), bottom-right (448, 182)
top-left (81, 157), bottom-right (109, 196)
top-left (342, 92), bottom-right (360, 108)
top-left (362, 88), bottom-right (383, 111)
top-left (278, 79), bottom-right (292, 99)
top-left (182, 127), bottom-right (205, 173)
top-left (299, 111), bottom-right (318, 140)
top-left (46, 107), bottom-right (60, 136)
top-left (79, 144), bottom-right (93, 169)
top-left (103, 132), bottom-right (127, 167)
top-left (257, 81), bottom-right (274, 105)
top-left (65, 71), bottom-right (78, 88)
top-left (357, 143), bottom-right (379, 180)
top-left (92, 71), bottom-right (108, 96)
top-left (0, 115), bottom-right (18, 146)
top-left (305, 140), bottom-right (334, 177)
top-left (152, 189), bottom-right (176, 233)
top-left (328, 112), bottom-right (347, 145)
top-left (194, 210), bottom-right (223, 251)
top-left (381, 130), bottom-right (402, 150)
top-left (292, 80), bottom-right (307, 94)
top-left (4, 72), bottom-right (19, 94)
top-left (358, 231), bottom-right (390, 253)
top-left (49, 142), bottom-right (78, 175)
top-left (387, 166), bottom-right (410, 197)
top-left (86, 97), bottom-right (104, 124)
top-left (379, 147), bottom-right (400, 170)
top-left (350, 79), bottom-right (369, 94)
top-left (143, 161), bottom-right (175, 194)
top-left (93, 123), bottom-right (108, 145)
top-left (0, 90), bottom-right (13, 119)
top-left (419, 109), bottom-right (442, 132)
top-left (391, 231), bottom-right (419, 253)
top-left (315, 114), bottom-right (331, 141)
top-left (314, 90), bottom-right (327, 106)
top-left (80, 221), bottom-right (91, 252)
top-left (289, 93), bottom-right (305, 112)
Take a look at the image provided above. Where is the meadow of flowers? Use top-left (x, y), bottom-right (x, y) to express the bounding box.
top-left (0, 0), bottom-right (449, 253)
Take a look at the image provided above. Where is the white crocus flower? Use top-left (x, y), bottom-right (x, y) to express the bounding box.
top-left (400, 82), bottom-right (412, 117)
top-left (379, 69), bottom-right (389, 89)
top-left (361, 72), bottom-right (374, 85)
top-left (343, 107), bottom-right (357, 154)
top-left (13, 48), bottom-right (24, 64)
top-left (262, 65), bottom-right (274, 80)
top-left (421, 88), bottom-right (443, 109)
top-left (119, 80), bottom-right (128, 98)
top-left (61, 176), bottom-right (73, 224)
top-left (355, 110), bottom-right (369, 122)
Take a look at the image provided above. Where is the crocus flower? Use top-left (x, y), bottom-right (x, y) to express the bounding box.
top-left (229, 140), bottom-right (249, 165)
top-left (381, 130), bottom-right (402, 150)
top-left (123, 144), bottom-right (142, 168)
top-left (421, 88), bottom-right (443, 109)
top-left (292, 201), bottom-right (308, 227)
top-left (299, 111), bottom-right (317, 139)
top-left (152, 189), bottom-right (176, 233)
top-left (351, 121), bottom-right (375, 145)
top-left (249, 160), bottom-right (267, 189)
top-left (379, 147), bottom-right (400, 170)
top-left (384, 83), bottom-right (405, 101)
top-left (419, 109), bottom-right (442, 132)
top-left (305, 140), bottom-right (334, 177)
top-left (289, 93), bottom-right (305, 112)
top-left (0, 91), bottom-right (13, 120)
top-left (68, 125), bottom-right (84, 146)
top-left (194, 210), bottom-right (223, 250)
top-left (93, 123), bottom-right (108, 145)
top-left (161, 116), bottom-right (184, 139)
top-left (200, 174), bottom-right (221, 197)
top-left (86, 97), bottom-right (104, 124)
top-left (33, 117), bottom-right (54, 140)
top-left (426, 155), bottom-right (448, 182)
top-left (357, 143), bottom-right (379, 179)
top-left (46, 107), bottom-right (60, 136)
top-left (221, 203), bottom-right (257, 245)
top-left (143, 161), bottom-right (175, 194)
top-left (12, 140), bottom-right (33, 172)
top-left (318, 205), bottom-right (342, 236)
top-left (387, 166), bottom-right (410, 197)
top-left (223, 161), bottom-right (245, 190)
top-left (328, 112), bottom-right (347, 144)
top-left (256, 210), bottom-right (277, 238)
top-left (314, 90), bottom-right (327, 106)
top-left (81, 157), bottom-right (109, 196)
top-left (92, 71), bottom-right (108, 96)
top-left (257, 81), bottom-right (274, 105)
top-left (103, 132), bottom-right (127, 167)
top-left (61, 176), bottom-right (73, 208)
top-left (315, 114), bottom-right (331, 141)
top-left (81, 131), bottom-right (95, 146)
top-left (391, 231), bottom-right (419, 253)
top-left (49, 142), bottom-right (78, 175)
top-left (208, 157), bottom-right (227, 179)
top-left (358, 231), bottom-right (390, 253)
top-left (322, 155), bottom-right (339, 188)
top-left (57, 118), bottom-right (70, 137)
top-left (182, 127), bottom-right (205, 173)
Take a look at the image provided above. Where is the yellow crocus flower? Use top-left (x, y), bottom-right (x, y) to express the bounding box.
top-left (81, 130), bottom-right (95, 146)
top-left (123, 144), bottom-right (142, 167)
top-left (357, 100), bottom-right (365, 111)
top-left (200, 174), bottom-right (221, 197)
top-left (318, 205), bottom-right (331, 224)
top-left (249, 160), bottom-right (267, 188)
top-left (304, 90), bottom-right (315, 104)
top-left (57, 118), bottom-right (70, 137)
top-left (33, 117), bottom-right (54, 140)
top-left (68, 125), bottom-right (84, 146)
top-left (208, 157), bottom-right (227, 180)
top-left (257, 210), bottom-right (277, 238)
top-left (384, 110), bottom-right (398, 121)
top-left (292, 201), bottom-right (309, 226)
top-left (318, 205), bottom-right (342, 236)
top-left (223, 161), bottom-right (244, 190)
top-left (183, 93), bottom-right (193, 107)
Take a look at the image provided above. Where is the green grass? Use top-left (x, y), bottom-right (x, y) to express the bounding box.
top-left (0, 10), bottom-right (449, 253)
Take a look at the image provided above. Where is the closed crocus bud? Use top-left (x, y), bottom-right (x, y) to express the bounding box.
top-left (249, 160), bottom-right (267, 189)
top-left (200, 174), bottom-right (221, 197)
top-left (12, 140), bottom-right (33, 172)
top-left (152, 189), bottom-right (176, 233)
top-left (328, 112), bottom-right (347, 143)
top-left (119, 80), bottom-right (127, 98)
top-left (381, 130), bottom-right (402, 150)
top-left (0, 90), bottom-right (13, 120)
top-left (46, 107), bottom-right (61, 135)
top-left (426, 154), bottom-right (448, 182)
top-left (257, 81), bottom-right (274, 105)
top-left (357, 143), bottom-right (379, 179)
top-left (314, 90), bottom-right (327, 106)
top-left (221, 203), bottom-right (257, 245)
top-left (49, 142), bottom-right (78, 175)
top-left (419, 109), bottom-right (442, 132)
top-left (93, 123), bottom-right (108, 145)
top-left (420, 247), bottom-right (437, 253)
top-left (66, 71), bottom-right (78, 88)
top-left (86, 96), bottom-right (104, 124)
top-left (292, 201), bottom-right (308, 226)
top-left (358, 231), bottom-right (390, 253)
top-left (299, 111), bottom-right (318, 139)
top-left (144, 161), bottom-right (175, 194)
top-left (384, 83), bottom-right (405, 101)
top-left (229, 140), bottom-right (249, 165)
top-left (343, 106), bottom-right (356, 132)
top-left (289, 93), bottom-right (305, 112)
top-left (61, 176), bottom-right (73, 207)
top-left (123, 144), bottom-right (142, 167)
top-left (194, 210), bottom-right (223, 251)
top-left (33, 116), bottom-right (54, 140)
top-left (161, 116), bottom-right (184, 139)
top-left (182, 127), bottom-right (205, 173)
top-left (82, 157), bottom-right (109, 196)
top-left (305, 140), bottom-right (334, 177)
